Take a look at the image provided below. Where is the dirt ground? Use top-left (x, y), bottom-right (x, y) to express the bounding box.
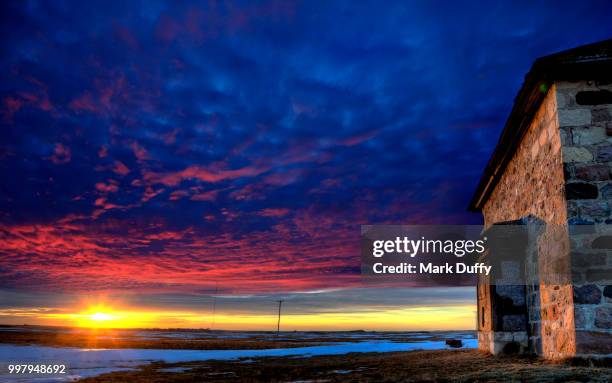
top-left (0, 328), bottom-right (327, 350)
top-left (78, 349), bottom-right (612, 383)
top-left (0, 326), bottom-right (458, 350)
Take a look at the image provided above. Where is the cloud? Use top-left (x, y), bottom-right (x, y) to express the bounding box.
top-left (145, 164), bottom-right (268, 187)
top-left (259, 208), bottom-right (290, 217)
top-left (113, 161), bottom-right (130, 176)
top-left (50, 144), bottom-right (71, 164)
top-left (95, 181), bottom-right (119, 193)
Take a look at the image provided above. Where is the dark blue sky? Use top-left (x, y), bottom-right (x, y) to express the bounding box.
top-left (0, 1), bottom-right (611, 327)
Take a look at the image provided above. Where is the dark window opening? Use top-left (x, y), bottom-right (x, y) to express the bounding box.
top-left (481, 306), bottom-right (485, 328)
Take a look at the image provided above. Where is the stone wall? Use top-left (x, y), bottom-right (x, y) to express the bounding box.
top-left (482, 85), bottom-right (576, 359)
top-left (482, 85), bottom-right (567, 226)
top-left (557, 81), bottom-right (612, 356)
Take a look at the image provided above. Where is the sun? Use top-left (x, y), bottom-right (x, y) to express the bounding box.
top-left (90, 312), bottom-right (114, 322)
top-left (62, 300), bottom-right (165, 328)
top-left (73, 304), bottom-right (157, 328)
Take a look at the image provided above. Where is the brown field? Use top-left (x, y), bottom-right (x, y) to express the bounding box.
top-left (0, 328), bottom-right (328, 350)
top-left (78, 349), bottom-right (612, 383)
top-left (0, 326), bottom-right (459, 350)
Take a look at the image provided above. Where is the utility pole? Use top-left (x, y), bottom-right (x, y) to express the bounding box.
top-left (276, 300), bottom-right (283, 335)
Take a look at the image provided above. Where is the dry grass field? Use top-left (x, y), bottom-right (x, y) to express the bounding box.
top-left (78, 349), bottom-right (612, 383)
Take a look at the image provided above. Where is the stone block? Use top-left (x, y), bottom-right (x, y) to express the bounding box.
top-left (576, 90), bottom-right (612, 105)
top-left (597, 145), bottom-right (612, 162)
top-left (594, 306), bottom-right (612, 329)
top-left (591, 235), bottom-right (612, 249)
top-left (571, 252), bottom-right (606, 268)
top-left (562, 147), bottom-right (593, 163)
top-left (565, 182), bottom-right (598, 199)
top-left (573, 284), bottom-right (601, 304)
top-left (586, 268), bottom-right (612, 283)
top-left (556, 91), bottom-right (572, 109)
top-left (604, 285), bottom-right (612, 300)
top-left (579, 200), bottom-right (610, 219)
top-left (600, 184), bottom-right (612, 199)
top-left (592, 107), bottom-right (612, 124)
top-left (567, 200), bottom-right (579, 217)
top-left (559, 129), bottom-right (570, 146)
top-left (555, 81), bottom-right (582, 91)
top-left (574, 305), bottom-right (590, 328)
top-left (572, 126), bottom-right (606, 145)
top-left (563, 163), bottom-right (574, 180)
top-left (575, 164), bottom-right (609, 181)
top-left (558, 108), bottom-right (591, 127)
top-left (576, 330), bottom-right (612, 354)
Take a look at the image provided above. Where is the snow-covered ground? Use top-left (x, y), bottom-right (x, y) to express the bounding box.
top-left (0, 332), bottom-right (476, 382)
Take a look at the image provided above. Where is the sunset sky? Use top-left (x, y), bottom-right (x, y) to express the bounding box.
top-left (1, 0), bottom-right (612, 330)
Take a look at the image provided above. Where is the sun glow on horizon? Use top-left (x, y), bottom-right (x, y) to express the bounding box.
top-left (52, 301), bottom-right (164, 328)
top-left (0, 303), bottom-right (476, 331)
top-left (89, 312), bottom-right (114, 322)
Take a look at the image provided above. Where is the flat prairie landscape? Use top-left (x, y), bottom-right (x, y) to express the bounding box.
top-left (0, 326), bottom-right (610, 382)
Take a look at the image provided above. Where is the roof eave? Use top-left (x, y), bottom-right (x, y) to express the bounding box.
top-left (468, 40), bottom-right (612, 212)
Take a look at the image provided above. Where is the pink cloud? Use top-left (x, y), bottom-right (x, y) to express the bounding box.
top-left (95, 181), bottom-right (119, 193)
top-left (130, 141), bottom-right (150, 161)
top-left (98, 146), bottom-right (108, 158)
top-left (339, 129), bottom-right (380, 147)
top-left (162, 128), bottom-right (179, 145)
top-left (190, 189), bottom-right (218, 201)
top-left (0, 212), bottom-right (361, 295)
top-left (169, 189), bottom-right (190, 201)
top-left (113, 161), bottom-right (130, 176)
top-left (263, 169), bottom-right (302, 186)
top-left (142, 186), bottom-right (165, 202)
top-left (69, 74), bottom-right (128, 116)
top-left (50, 143), bottom-right (71, 164)
top-left (259, 208), bottom-right (290, 217)
top-left (69, 92), bottom-right (98, 113)
top-left (2, 96), bottom-right (23, 120)
top-left (146, 164), bottom-right (268, 187)
top-left (18, 91), bottom-right (53, 112)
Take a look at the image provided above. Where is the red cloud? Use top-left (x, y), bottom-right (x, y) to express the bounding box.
top-left (0, 213), bottom-right (360, 295)
top-left (50, 143), bottom-right (71, 164)
top-left (130, 142), bottom-right (150, 161)
top-left (2, 96), bottom-right (23, 120)
top-left (190, 189), bottom-right (218, 201)
top-left (142, 186), bottom-right (164, 202)
top-left (169, 189), bottom-right (190, 201)
top-left (113, 161), bottom-right (130, 176)
top-left (69, 92), bottom-right (98, 113)
top-left (259, 208), bottom-right (290, 217)
top-left (146, 164), bottom-right (268, 187)
top-left (340, 129), bottom-right (380, 147)
top-left (95, 181), bottom-right (119, 193)
top-left (98, 146), bottom-right (108, 158)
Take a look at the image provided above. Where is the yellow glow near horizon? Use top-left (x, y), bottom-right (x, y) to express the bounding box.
top-left (1, 304), bottom-right (476, 331)
top-left (46, 302), bottom-right (165, 328)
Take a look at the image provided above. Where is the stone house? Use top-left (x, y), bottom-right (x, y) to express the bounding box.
top-left (469, 39), bottom-right (612, 360)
